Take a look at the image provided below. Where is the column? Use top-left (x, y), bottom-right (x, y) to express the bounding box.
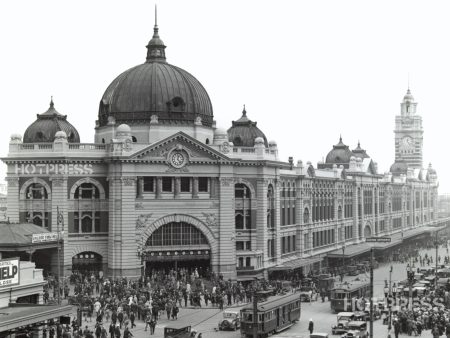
top-left (156, 177), bottom-right (162, 199)
top-left (256, 179), bottom-right (268, 265)
top-left (136, 177), bottom-right (143, 198)
top-left (218, 176), bottom-right (236, 280)
top-left (5, 177), bottom-right (19, 222)
top-left (274, 179), bottom-right (281, 262)
top-left (192, 177), bottom-right (199, 199)
top-left (174, 177), bottom-right (180, 198)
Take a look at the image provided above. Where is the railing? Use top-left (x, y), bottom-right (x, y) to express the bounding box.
top-left (16, 143), bottom-right (107, 152)
top-left (69, 144), bottom-right (107, 150)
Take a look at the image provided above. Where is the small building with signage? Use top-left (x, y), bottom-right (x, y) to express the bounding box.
top-left (0, 222), bottom-right (59, 274)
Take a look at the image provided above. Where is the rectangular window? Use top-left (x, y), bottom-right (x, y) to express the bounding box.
top-left (246, 257), bottom-right (251, 267)
top-left (246, 241), bottom-right (252, 250)
top-left (180, 177), bottom-right (191, 192)
top-left (198, 177), bottom-right (209, 192)
top-left (94, 212), bottom-right (101, 233)
top-left (143, 177), bottom-right (154, 192)
top-left (162, 177), bottom-right (173, 192)
top-left (236, 241), bottom-right (244, 251)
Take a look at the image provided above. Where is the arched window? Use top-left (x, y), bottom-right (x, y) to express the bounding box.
top-left (338, 205), bottom-right (342, 219)
top-left (131, 136), bottom-right (137, 143)
top-left (74, 183), bottom-right (100, 199)
top-left (233, 137), bottom-right (242, 146)
top-left (235, 184), bottom-right (251, 199)
top-left (102, 138), bottom-right (105, 144)
top-left (26, 183), bottom-right (48, 199)
top-left (205, 138), bottom-right (210, 145)
top-left (28, 212), bottom-right (49, 229)
top-left (303, 208), bottom-right (310, 224)
top-left (146, 222), bottom-right (208, 246)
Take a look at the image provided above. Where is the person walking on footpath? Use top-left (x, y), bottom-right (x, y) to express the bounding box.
top-left (149, 318), bottom-right (156, 335)
top-left (308, 319), bottom-right (314, 334)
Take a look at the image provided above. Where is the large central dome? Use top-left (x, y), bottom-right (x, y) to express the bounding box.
top-left (98, 23), bottom-right (213, 128)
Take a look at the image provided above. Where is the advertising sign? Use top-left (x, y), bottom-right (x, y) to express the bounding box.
top-left (31, 232), bottom-right (60, 243)
top-left (0, 258), bottom-right (20, 287)
top-left (365, 237), bottom-right (391, 243)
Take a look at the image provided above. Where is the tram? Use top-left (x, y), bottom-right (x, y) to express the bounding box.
top-left (240, 293), bottom-right (301, 338)
top-left (329, 280), bottom-right (370, 313)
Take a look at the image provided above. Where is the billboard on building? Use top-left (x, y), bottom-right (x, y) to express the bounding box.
top-left (0, 258), bottom-right (20, 288)
top-left (31, 232), bottom-right (59, 243)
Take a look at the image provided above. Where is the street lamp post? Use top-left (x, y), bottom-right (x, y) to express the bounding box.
top-left (434, 231), bottom-right (439, 289)
top-left (341, 243), bottom-right (346, 282)
top-left (388, 266), bottom-right (393, 334)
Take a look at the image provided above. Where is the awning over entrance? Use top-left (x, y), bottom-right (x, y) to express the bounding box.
top-left (327, 243), bottom-right (372, 258)
top-left (0, 304), bottom-right (73, 332)
top-left (0, 222), bottom-right (59, 252)
top-left (268, 256), bottom-right (323, 271)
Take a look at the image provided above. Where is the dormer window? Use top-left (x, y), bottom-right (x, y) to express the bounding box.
top-left (167, 97), bottom-right (185, 113)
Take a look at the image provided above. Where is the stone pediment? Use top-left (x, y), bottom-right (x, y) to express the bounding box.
top-left (130, 132), bottom-right (231, 164)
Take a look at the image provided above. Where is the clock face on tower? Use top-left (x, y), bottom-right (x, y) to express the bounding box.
top-left (170, 151), bottom-right (186, 168)
top-left (401, 136), bottom-right (414, 150)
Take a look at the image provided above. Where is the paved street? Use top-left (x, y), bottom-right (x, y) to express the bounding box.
top-left (71, 244), bottom-right (450, 337)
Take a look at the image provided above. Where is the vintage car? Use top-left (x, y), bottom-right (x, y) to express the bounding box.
top-left (331, 312), bottom-right (355, 334)
top-left (363, 303), bottom-right (382, 320)
top-left (164, 325), bottom-right (192, 338)
top-left (218, 310), bottom-right (240, 331)
top-left (340, 321), bottom-right (368, 338)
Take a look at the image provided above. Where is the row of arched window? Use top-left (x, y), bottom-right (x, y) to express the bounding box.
top-left (24, 181), bottom-right (103, 200)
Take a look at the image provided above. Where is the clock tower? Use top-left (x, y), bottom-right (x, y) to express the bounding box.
top-left (394, 88), bottom-right (424, 169)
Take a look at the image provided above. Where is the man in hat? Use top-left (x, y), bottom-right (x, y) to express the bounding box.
top-left (308, 319), bottom-right (314, 334)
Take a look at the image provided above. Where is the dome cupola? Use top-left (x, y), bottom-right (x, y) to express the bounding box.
top-left (98, 10), bottom-right (213, 129)
top-left (23, 98), bottom-right (80, 143)
top-left (352, 141), bottom-right (370, 159)
top-left (325, 136), bottom-right (354, 164)
top-left (390, 158), bottom-right (408, 175)
top-left (227, 106), bottom-right (268, 147)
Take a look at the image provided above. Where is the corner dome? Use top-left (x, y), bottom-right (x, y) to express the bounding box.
top-left (227, 107), bottom-right (268, 147)
top-left (325, 136), bottom-right (354, 164)
top-left (98, 22), bottom-right (213, 128)
top-left (23, 99), bottom-right (80, 143)
top-left (352, 141), bottom-right (370, 159)
top-left (390, 159), bottom-right (408, 175)
top-left (403, 88), bottom-right (414, 102)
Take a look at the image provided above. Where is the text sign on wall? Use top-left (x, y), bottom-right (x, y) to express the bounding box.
top-left (31, 232), bottom-right (59, 243)
top-left (15, 163), bottom-right (94, 175)
top-left (365, 237), bottom-right (391, 243)
top-left (0, 258), bottom-right (20, 288)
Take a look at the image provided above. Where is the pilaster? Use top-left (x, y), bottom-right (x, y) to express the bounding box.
top-left (5, 176), bottom-right (19, 222)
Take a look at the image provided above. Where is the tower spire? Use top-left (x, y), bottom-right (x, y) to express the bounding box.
top-left (146, 4), bottom-right (166, 62)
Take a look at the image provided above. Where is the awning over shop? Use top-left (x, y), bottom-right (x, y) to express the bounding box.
top-left (0, 222), bottom-right (59, 251)
top-left (0, 304), bottom-right (73, 332)
top-left (327, 243), bottom-right (372, 258)
top-left (268, 256), bottom-right (323, 271)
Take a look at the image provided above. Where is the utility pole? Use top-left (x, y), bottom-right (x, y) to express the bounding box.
top-left (252, 286), bottom-right (258, 338)
top-left (435, 231), bottom-right (439, 289)
top-left (388, 265), bottom-right (393, 338)
top-left (369, 247), bottom-right (374, 338)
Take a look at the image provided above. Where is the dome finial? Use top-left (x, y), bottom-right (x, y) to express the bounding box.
top-left (50, 96), bottom-right (54, 108)
top-left (242, 104), bottom-right (247, 116)
top-left (146, 4), bottom-right (166, 62)
top-left (339, 134), bottom-right (342, 143)
top-left (357, 140), bottom-right (360, 147)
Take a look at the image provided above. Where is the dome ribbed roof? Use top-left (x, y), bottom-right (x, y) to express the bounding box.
top-left (23, 99), bottom-right (80, 143)
top-left (227, 107), bottom-right (268, 147)
top-left (98, 23), bottom-right (213, 127)
top-left (325, 136), bottom-right (354, 164)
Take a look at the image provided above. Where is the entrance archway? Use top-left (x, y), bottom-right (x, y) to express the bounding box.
top-left (72, 251), bottom-right (103, 275)
top-left (143, 221), bottom-right (211, 278)
top-left (364, 224), bottom-right (372, 237)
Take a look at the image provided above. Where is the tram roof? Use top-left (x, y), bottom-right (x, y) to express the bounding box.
top-left (241, 293), bottom-right (300, 312)
top-left (331, 280), bottom-right (370, 291)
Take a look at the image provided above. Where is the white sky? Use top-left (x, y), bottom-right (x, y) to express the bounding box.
top-left (1, 0), bottom-right (450, 192)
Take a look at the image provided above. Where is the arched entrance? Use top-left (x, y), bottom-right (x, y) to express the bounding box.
top-left (72, 251), bottom-right (103, 275)
top-left (364, 224), bottom-right (372, 237)
top-left (143, 221), bottom-right (211, 278)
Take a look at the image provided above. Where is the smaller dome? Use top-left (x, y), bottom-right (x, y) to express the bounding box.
top-left (325, 136), bottom-right (354, 164)
top-left (23, 98), bottom-right (80, 143)
top-left (10, 133), bottom-right (22, 143)
top-left (255, 137), bottom-right (264, 145)
top-left (227, 106), bottom-right (268, 147)
top-left (54, 130), bottom-right (67, 140)
top-left (403, 88), bottom-right (414, 102)
top-left (269, 140), bottom-right (277, 147)
top-left (390, 159), bottom-right (408, 175)
top-left (214, 127), bottom-right (227, 136)
top-left (116, 124), bottom-right (131, 133)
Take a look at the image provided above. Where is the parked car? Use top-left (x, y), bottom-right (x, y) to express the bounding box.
top-left (340, 321), bottom-right (368, 338)
top-left (218, 310), bottom-right (240, 331)
top-left (331, 312), bottom-right (355, 334)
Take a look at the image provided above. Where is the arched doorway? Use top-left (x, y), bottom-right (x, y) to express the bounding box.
top-left (72, 251), bottom-right (103, 276)
top-left (143, 222), bottom-right (211, 278)
top-left (364, 225), bottom-right (372, 237)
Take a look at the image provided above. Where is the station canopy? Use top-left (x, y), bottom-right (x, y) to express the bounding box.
top-left (0, 222), bottom-right (59, 252)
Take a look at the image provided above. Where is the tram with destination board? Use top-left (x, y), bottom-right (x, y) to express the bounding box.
top-left (240, 293), bottom-right (301, 337)
top-left (330, 280), bottom-right (370, 313)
